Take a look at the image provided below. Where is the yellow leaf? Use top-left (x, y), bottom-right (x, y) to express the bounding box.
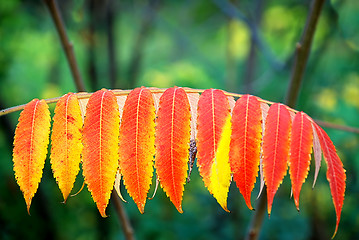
top-left (208, 115), bottom-right (232, 212)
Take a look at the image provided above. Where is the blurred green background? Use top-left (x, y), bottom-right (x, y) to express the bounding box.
top-left (0, 0), bottom-right (358, 239)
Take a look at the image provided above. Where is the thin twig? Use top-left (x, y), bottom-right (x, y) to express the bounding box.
top-left (0, 88), bottom-right (272, 116)
top-left (285, 0), bottom-right (326, 107)
top-left (314, 120), bottom-right (359, 134)
top-left (43, 0), bottom-right (86, 92)
top-left (111, 191), bottom-right (135, 240)
top-left (245, 191), bottom-right (267, 240)
top-left (245, 0), bottom-right (326, 239)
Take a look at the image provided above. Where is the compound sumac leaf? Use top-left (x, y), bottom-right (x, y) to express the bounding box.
top-left (13, 99), bottom-right (51, 213)
top-left (82, 89), bottom-right (120, 217)
top-left (155, 87), bottom-right (191, 213)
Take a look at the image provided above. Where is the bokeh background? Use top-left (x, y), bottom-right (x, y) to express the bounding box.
top-left (0, 0), bottom-right (358, 239)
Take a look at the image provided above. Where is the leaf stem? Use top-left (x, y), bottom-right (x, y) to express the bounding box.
top-left (1, 91), bottom-right (357, 134)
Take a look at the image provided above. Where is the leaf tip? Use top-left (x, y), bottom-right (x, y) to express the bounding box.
top-left (25, 196), bottom-right (32, 215)
top-left (137, 203), bottom-right (145, 214)
top-left (294, 199), bottom-right (300, 212)
top-left (245, 200), bottom-right (254, 211)
top-left (331, 217), bottom-right (340, 239)
top-left (26, 203), bottom-right (31, 216)
top-left (99, 209), bottom-right (108, 218)
top-left (176, 205), bottom-right (183, 214)
top-left (331, 227), bottom-right (338, 239)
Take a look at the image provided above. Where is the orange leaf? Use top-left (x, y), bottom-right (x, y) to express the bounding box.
top-left (154, 87), bottom-right (191, 213)
top-left (229, 95), bottom-right (262, 210)
top-left (312, 122), bottom-right (346, 238)
top-left (13, 99), bottom-right (51, 213)
top-left (82, 89), bottom-right (120, 217)
top-left (50, 93), bottom-right (83, 202)
top-left (119, 87), bottom-right (156, 213)
top-left (288, 112), bottom-right (313, 210)
top-left (262, 103), bottom-right (291, 216)
top-left (197, 89), bottom-right (232, 211)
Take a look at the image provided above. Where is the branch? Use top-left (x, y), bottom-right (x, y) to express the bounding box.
top-left (111, 191), bottom-right (135, 240)
top-left (285, 0), bottom-right (326, 107)
top-left (245, 191), bottom-right (267, 240)
top-left (246, 0), bottom-right (326, 239)
top-left (43, 0), bottom-right (86, 92)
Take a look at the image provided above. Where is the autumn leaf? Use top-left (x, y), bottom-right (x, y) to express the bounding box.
top-left (13, 99), bottom-right (51, 213)
top-left (119, 87), bottom-right (156, 213)
top-left (50, 93), bottom-right (83, 202)
top-left (155, 87), bottom-right (191, 213)
top-left (312, 121), bottom-right (346, 238)
top-left (230, 95), bottom-right (262, 210)
top-left (197, 89), bottom-right (232, 212)
top-left (262, 103), bottom-right (291, 216)
top-left (82, 89), bottom-right (120, 217)
top-left (288, 112), bottom-right (313, 210)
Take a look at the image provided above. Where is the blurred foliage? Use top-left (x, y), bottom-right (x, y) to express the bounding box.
top-left (0, 0), bottom-right (358, 239)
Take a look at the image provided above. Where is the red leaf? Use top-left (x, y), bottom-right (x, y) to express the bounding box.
top-left (155, 87), bottom-right (191, 212)
top-left (82, 89), bottom-right (120, 217)
top-left (119, 87), bottom-right (156, 213)
top-left (312, 122), bottom-right (346, 238)
top-left (13, 99), bottom-right (51, 213)
top-left (197, 89), bottom-right (232, 211)
top-left (262, 103), bottom-right (291, 216)
top-left (230, 95), bottom-right (262, 210)
top-left (288, 112), bottom-right (313, 210)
